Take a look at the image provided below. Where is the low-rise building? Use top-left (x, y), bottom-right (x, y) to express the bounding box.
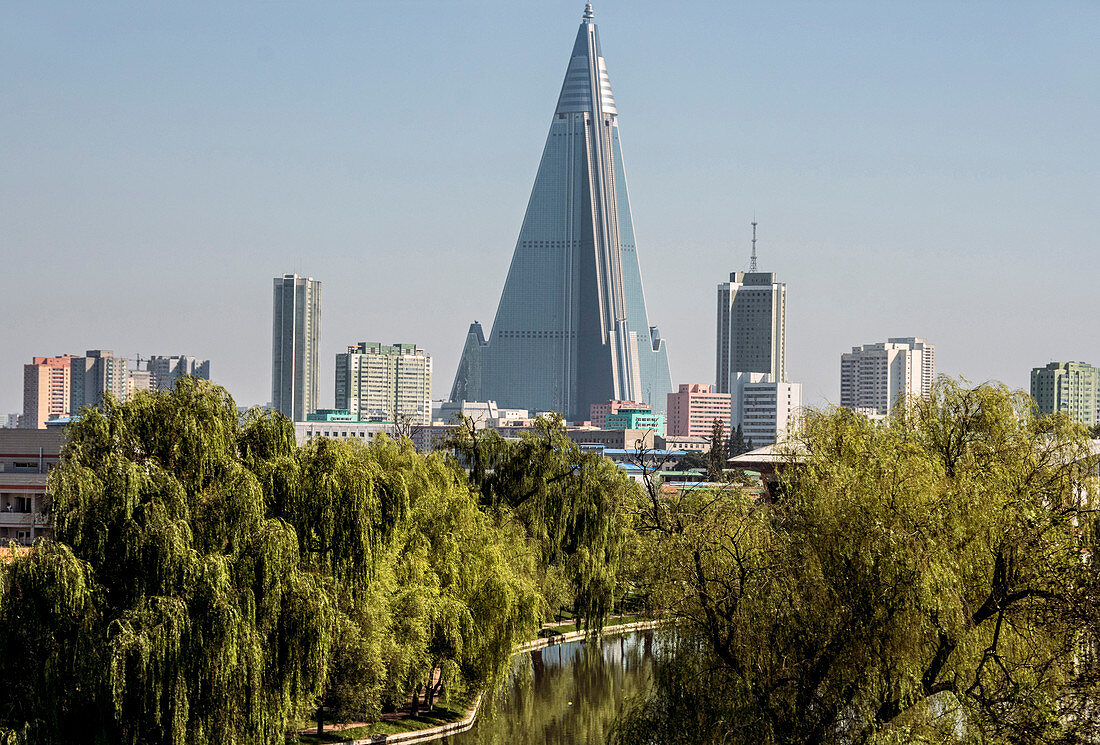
top-left (565, 428), bottom-right (656, 450)
top-left (656, 434), bottom-right (711, 453)
top-left (589, 400), bottom-right (644, 429)
top-left (0, 428), bottom-right (63, 545)
top-left (434, 400), bottom-right (530, 427)
top-left (605, 407), bottom-right (665, 436)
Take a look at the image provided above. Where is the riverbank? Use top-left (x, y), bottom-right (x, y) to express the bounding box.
top-left (295, 617), bottom-right (664, 745)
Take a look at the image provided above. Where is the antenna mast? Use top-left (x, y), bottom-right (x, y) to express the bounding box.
top-left (749, 220), bottom-right (758, 272)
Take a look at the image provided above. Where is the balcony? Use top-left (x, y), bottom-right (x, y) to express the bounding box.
top-left (0, 511), bottom-right (49, 529)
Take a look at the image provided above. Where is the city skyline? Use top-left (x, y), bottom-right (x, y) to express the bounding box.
top-left (451, 5), bottom-right (674, 420)
top-left (2, 2), bottom-right (1098, 415)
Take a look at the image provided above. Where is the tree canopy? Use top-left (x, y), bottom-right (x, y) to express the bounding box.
top-left (618, 379), bottom-right (1100, 745)
top-left (0, 380), bottom-right (542, 744)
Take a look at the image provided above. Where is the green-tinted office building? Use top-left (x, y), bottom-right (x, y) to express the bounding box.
top-left (605, 407), bottom-right (665, 436)
top-left (1030, 361), bottom-right (1100, 426)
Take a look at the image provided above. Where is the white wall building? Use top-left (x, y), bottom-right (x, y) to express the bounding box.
top-left (840, 338), bottom-right (936, 417)
top-left (716, 271), bottom-right (786, 394)
top-left (732, 372), bottom-right (802, 448)
top-left (433, 400), bottom-right (529, 427)
top-left (336, 342), bottom-right (432, 426)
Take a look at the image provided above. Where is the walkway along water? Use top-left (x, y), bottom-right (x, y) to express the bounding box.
top-left (328, 620), bottom-right (664, 745)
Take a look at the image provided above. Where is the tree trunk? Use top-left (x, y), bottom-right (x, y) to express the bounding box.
top-left (317, 702), bottom-right (324, 736)
top-left (411, 686), bottom-right (420, 716)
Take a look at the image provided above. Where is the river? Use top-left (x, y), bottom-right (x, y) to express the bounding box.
top-left (444, 630), bottom-right (659, 745)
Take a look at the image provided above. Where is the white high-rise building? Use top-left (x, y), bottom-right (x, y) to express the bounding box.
top-left (732, 373), bottom-right (802, 448)
top-left (840, 337), bottom-right (936, 417)
top-left (716, 270), bottom-right (786, 394)
top-left (336, 343), bottom-right (432, 426)
top-left (148, 355), bottom-right (211, 391)
top-left (272, 274), bottom-right (321, 422)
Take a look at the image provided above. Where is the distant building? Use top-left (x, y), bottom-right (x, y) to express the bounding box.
top-left (434, 400), bottom-right (529, 427)
top-left (733, 373), bottom-right (802, 448)
top-left (295, 420), bottom-right (391, 446)
top-left (449, 7), bottom-right (674, 420)
top-left (2, 415), bottom-right (19, 429)
top-left (336, 342), bottom-right (432, 426)
top-left (666, 384), bottom-right (732, 439)
top-left (605, 406), bottom-right (665, 436)
top-left (148, 355), bottom-right (211, 390)
top-left (589, 401), bottom-right (646, 429)
top-left (655, 433), bottom-right (710, 453)
top-left (840, 338), bottom-right (935, 417)
top-left (0, 428), bottom-right (63, 544)
top-left (22, 355), bottom-right (74, 429)
top-left (565, 428), bottom-right (656, 451)
top-left (306, 409), bottom-right (358, 423)
top-left (127, 368), bottom-right (153, 398)
top-left (272, 274), bottom-right (321, 422)
top-left (1031, 361), bottom-right (1100, 426)
top-left (716, 245), bottom-right (786, 394)
top-left (70, 350), bottom-right (129, 414)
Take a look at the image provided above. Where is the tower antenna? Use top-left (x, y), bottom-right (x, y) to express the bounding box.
top-left (749, 219), bottom-right (758, 272)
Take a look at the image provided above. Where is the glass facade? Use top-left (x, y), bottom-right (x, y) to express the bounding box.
top-left (450, 9), bottom-right (673, 420)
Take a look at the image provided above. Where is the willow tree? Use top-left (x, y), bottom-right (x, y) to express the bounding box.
top-left (312, 435), bottom-right (540, 721)
top-left (619, 379), bottom-right (1100, 745)
top-left (0, 380), bottom-right (336, 745)
top-left (446, 415), bottom-right (636, 631)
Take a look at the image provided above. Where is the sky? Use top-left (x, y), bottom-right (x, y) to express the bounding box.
top-left (2, 1), bottom-right (1098, 415)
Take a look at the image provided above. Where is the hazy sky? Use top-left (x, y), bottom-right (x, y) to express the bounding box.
top-left (2, 1), bottom-right (1098, 415)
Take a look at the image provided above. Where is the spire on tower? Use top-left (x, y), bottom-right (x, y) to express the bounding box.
top-left (749, 220), bottom-right (759, 272)
top-left (584, 3), bottom-right (595, 21)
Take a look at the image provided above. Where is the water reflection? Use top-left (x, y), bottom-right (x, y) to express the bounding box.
top-left (446, 631), bottom-right (658, 745)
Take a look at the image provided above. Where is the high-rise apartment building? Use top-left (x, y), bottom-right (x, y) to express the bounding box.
top-left (1030, 361), bottom-right (1099, 426)
top-left (666, 384), bottom-right (732, 439)
top-left (70, 350), bottom-right (129, 414)
top-left (450, 5), bottom-right (673, 420)
top-left (840, 338), bottom-right (936, 417)
top-left (22, 355), bottom-right (74, 429)
top-left (336, 343), bottom-right (432, 426)
top-left (127, 368), bottom-right (153, 398)
top-left (272, 274), bottom-right (321, 422)
top-left (148, 355), bottom-right (211, 391)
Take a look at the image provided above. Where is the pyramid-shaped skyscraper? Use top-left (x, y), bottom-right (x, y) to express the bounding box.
top-left (450, 3), bottom-right (673, 420)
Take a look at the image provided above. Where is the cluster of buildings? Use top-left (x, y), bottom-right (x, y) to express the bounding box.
top-left (14, 352), bottom-right (210, 429)
top-left (261, 9), bottom-right (949, 456)
top-left (4, 6), bottom-right (1097, 548)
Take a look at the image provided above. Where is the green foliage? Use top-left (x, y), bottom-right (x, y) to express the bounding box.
top-left (672, 450), bottom-right (708, 472)
top-left (0, 380), bottom-right (541, 743)
top-left (707, 419), bottom-right (725, 481)
top-left (445, 415), bottom-right (636, 632)
top-left (620, 379), bottom-right (1100, 745)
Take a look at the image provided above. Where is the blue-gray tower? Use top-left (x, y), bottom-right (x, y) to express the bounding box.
top-left (450, 3), bottom-right (673, 420)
